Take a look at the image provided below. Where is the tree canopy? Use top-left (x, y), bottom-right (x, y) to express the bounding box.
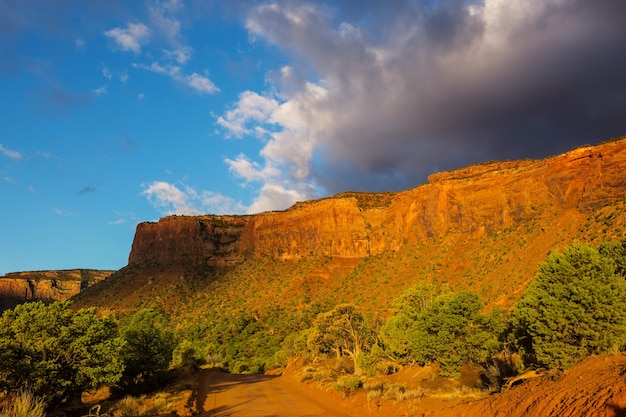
top-left (379, 287), bottom-right (505, 377)
top-left (117, 309), bottom-right (177, 393)
top-left (0, 301), bottom-right (125, 406)
top-left (511, 242), bottom-right (626, 369)
top-left (307, 304), bottom-right (372, 373)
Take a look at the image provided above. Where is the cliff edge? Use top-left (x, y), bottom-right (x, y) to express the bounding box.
top-left (128, 139), bottom-right (626, 267)
top-left (0, 269), bottom-right (113, 311)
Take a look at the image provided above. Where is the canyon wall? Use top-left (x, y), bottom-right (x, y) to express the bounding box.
top-left (0, 269), bottom-right (113, 310)
top-left (128, 139), bottom-right (626, 267)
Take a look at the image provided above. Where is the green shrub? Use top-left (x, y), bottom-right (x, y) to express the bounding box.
top-left (334, 375), bottom-right (362, 395)
top-left (355, 352), bottom-right (378, 377)
top-left (0, 302), bottom-right (125, 406)
top-left (117, 309), bottom-right (177, 393)
top-left (171, 339), bottom-right (205, 368)
top-left (379, 286), bottom-right (506, 378)
top-left (511, 242), bottom-right (626, 369)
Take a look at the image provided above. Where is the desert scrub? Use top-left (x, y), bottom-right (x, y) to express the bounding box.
top-left (298, 367), bottom-right (316, 382)
top-left (111, 395), bottom-right (167, 417)
top-left (311, 369), bottom-right (334, 383)
top-left (363, 381), bottom-right (424, 403)
top-left (334, 376), bottom-right (362, 395)
top-left (364, 381), bottom-right (388, 402)
top-left (0, 391), bottom-right (46, 417)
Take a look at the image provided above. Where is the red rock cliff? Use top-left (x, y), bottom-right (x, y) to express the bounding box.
top-left (128, 139), bottom-right (626, 266)
top-left (0, 269), bottom-right (113, 307)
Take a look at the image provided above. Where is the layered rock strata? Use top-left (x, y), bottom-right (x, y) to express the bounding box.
top-left (0, 269), bottom-right (113, 309)
top-left (128, 139), bottom-right (626, 267)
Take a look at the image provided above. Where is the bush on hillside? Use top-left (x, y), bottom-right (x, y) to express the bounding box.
top-left (116, 309), bottom-right (177, 394)
top-left (598, 236), bottom-right (626, 277)
top-left (0, 301), bottom-right (125, 407)
top-left (410, 291), bottom-right (505, 377)
top-left (511, 242), bottom-right (626, 369)
top-left (379, 288), bottom-right (505, 378)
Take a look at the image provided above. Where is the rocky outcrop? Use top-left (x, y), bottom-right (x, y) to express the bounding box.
top-left (128, 139), bottom-right (626, 267)
top-left (129, 215), bottom-right (250, 266)
top-left (0, 269), bottom-right (113, 309)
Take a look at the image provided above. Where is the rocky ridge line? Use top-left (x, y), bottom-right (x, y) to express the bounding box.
top-left (128, 139), bottom-right (626, 267)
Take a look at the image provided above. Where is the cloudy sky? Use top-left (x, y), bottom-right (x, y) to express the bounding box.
top-left (1, 0), bottom-right (626, 273)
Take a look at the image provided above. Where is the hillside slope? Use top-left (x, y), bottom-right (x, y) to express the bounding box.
top-left (445, 353), bottom-right (626, 417)
top-left (74, 138), bottom-right (626, 315)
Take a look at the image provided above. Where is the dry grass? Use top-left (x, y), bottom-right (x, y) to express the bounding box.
top-left (107, 368), bottom-right (197, 417)
top-left (0, 391), bottom-right (46, 417)
top-left (429, 385), bottom-right (487, 401)
top-left (110, 395), bottom-right (167, 417)
top-left (363, 381), bottom-right (425, 403)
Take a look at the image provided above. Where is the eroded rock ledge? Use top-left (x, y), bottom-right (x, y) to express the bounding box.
top-left (128, 139), bottom-right (626, 267)
top-left (0, 269), bottom-right (113, 310)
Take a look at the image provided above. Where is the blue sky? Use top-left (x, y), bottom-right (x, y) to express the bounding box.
top-left (2, 0), bottom-right (626, 274)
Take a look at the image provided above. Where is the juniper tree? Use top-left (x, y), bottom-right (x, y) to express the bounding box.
top-left (511, 242), bottom-right (626, 369)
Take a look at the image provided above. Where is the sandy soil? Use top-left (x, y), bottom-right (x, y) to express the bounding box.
top-left (190, 354), bottom-right (626, 417)
top-left (192, 369), bottom-right (359, 416)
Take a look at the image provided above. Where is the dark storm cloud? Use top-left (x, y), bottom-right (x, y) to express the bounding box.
top-left (240, 0), bottom-right (626, 197)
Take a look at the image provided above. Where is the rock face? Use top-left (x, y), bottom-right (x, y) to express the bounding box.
top-left (0, 269), bottom-right (113, 310)
top-left (128, 139), bottom-right (626, 267)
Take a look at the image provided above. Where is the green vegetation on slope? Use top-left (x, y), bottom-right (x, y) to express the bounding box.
top-left (3, 237), bottom-right (626, 410)
top-left (0, 301), bottom-right (125, 407)
top-left (511, 241), bottom-right (626, 369)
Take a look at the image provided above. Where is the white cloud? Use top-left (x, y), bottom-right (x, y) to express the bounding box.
top-left (247, 183), bottom-right (308, 214)
top-left (186, 72), bottom-right (219, 94)
top-left (0, 144), bottom-right (22, 160)
top-left (217, 91), bottom-right (280, 138)
top-left (92, 85), bottom-right (107, 96)
top-left (134, 61), bottom-right (168, 74)
top-left (53, 207), bottom-right (78, 217)
top-left (105, 22), bottom-right (151, 53)
top-left (149, 0), bottom-right (184, 46)
top-left (134, 62), bottom-right (219, 94)
top-left (164, 46), bottom-right (193, 64)
top-left (142, 181), bottom-right (192, 214)
top-left (214, 80), bottom-right (328, 211)
top-left (102, 66), bottom-right (128, 84)
top-left (142, 181), bottom-right (245, 215)
top-left (109, 211), bottom-right (137, 226)
top-left (225, 153), bottom-right (280, 183)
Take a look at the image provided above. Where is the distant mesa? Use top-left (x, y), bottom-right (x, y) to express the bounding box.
top-left (0, 269), bottom-right (113, 311)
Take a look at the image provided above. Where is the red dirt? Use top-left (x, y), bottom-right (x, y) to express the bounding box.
top-left (192, 354), bottom-right (626, 416)
top-left (446, 354), bottom-right (626, 417)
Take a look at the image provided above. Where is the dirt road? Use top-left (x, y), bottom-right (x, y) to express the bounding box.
top-left (190, 353), bottom-right (626, 417)
top-left (193, 369), bottom-right (359, 417)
